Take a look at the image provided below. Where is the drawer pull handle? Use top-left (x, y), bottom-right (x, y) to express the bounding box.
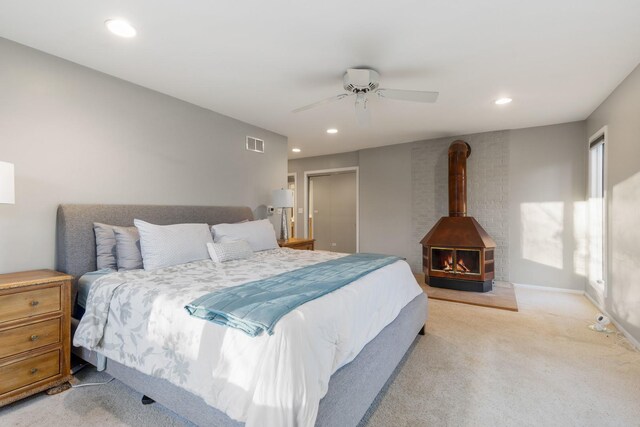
top-left (30, 300), bottom-right (40, 307)
top-left (30, 335), bottom-right (39, 341)
top-left (30, 368), bottom-right (38, 375)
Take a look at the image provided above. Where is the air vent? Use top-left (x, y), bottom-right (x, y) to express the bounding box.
top-left (246, 136), bottom-right (265, 153)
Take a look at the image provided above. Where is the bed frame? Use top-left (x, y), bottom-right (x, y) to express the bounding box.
top-left (56, 204), bottom-right (428, 427)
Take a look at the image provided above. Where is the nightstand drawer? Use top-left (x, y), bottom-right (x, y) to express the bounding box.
top-left (0, 350), bottom-right (60, 395)
top-left (0, 286), bottom-right (61, 324)
top-left (290, 242), bottom-right (313, 250)
top-left (278, 238), bottom-right (315, 251)
top-left (0, 318), bottom-right (61, 358)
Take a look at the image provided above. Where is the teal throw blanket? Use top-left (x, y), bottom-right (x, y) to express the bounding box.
top-left (185, 253), bottom-right (401, 336)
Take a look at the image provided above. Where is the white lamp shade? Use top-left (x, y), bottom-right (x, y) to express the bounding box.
top-left (272, 189), bottom-right (294, 208)
top-left (0, 161), bottom-right (15, 204)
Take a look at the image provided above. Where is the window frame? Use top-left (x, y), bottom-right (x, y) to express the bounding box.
top-left (587, 126), bottom-right (608, 299)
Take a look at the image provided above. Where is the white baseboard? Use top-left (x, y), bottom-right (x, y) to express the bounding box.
top-left (512, 282), bottom-right (639, 350)
top-left (584, 293), bottom-right (640, 351)
top-left (513, 282), bottom-right (585, 295)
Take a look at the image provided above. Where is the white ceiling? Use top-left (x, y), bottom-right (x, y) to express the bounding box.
top-left (1, 1), bottom-right (639, 159)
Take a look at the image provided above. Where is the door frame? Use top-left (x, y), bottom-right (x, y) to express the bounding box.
top-left (287, 172), bottom-right (297, 238)
top-left (587, 125), bottom-right (608, 303)
top-left (304, 166), bottom-right (359, 252)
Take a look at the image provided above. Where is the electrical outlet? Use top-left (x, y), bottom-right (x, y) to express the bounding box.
top-left (267, 205), bottom-right (275, 215)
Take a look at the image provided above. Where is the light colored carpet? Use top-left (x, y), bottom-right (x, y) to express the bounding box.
top-left (364, 287), bottom-right (640, 427)
top-left (2, 287), bottom-right (639, 427)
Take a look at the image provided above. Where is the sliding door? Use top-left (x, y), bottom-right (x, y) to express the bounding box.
top-left (309, 172), bottom-right (357, 253)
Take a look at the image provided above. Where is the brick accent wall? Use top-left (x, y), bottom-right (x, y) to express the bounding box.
top-left (410, 131), bottom-right (510, 281)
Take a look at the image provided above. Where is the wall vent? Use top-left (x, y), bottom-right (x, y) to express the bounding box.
top-left (246, 136), bottom-right (265, 153)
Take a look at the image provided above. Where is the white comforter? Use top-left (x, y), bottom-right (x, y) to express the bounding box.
top-left (73, 248), bottom-right (423, 427)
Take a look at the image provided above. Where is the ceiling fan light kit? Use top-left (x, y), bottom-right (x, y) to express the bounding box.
top-left (293, 68), bottom-right (439, 126)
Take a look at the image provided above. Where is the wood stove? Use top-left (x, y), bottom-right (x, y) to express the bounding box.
top-left (420, 140), bottom-right (496, 292)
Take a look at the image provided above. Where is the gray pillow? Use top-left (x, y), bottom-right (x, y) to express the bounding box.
top-left (113, 226), bottom-right (143, 271)
top-left (134, 219), bottom-right (214, 271)
top-left (93, 223), bottom-right (118, 270)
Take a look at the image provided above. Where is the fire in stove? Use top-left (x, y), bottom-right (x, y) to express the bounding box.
top-left (456, 258), bottom-right (471, 273)
top-left (442, 255), bottom-right (454, 271)
top-left (440, 254), bottom-right (472, 273)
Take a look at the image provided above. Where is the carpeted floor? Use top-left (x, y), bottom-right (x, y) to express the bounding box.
top-left (2, 287), bottom-right (639, 426)
top-left (419, 277), bottom-right (519, 312)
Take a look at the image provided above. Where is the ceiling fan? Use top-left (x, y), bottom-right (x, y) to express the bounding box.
top-left (292, 68), bottom-right (439, 126)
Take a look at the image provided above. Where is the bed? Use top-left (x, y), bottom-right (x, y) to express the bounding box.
top-left (56, 204), bottom-right (428, 427)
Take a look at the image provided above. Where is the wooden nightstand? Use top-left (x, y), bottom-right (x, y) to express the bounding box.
top-left (0, 270), bottom-right (73, 407)
top-left (278, 238), bottom-right (315, 251)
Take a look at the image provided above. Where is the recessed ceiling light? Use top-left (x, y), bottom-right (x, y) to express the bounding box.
top-left (105, 19), bottom-right (137, 38)
top-left (494, 97), bottom-right (512, 105)
top-left (292, 148), bottom-right (301, 153)
top-left (326, 128), bottom-right (338, 134)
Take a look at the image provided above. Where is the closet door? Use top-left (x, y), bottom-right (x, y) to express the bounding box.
top-left (329, 172), bottom-right (357, 253)
top-left (309, 172), bottom-right (357, 253)
top-left (309, 175), bottom-right (332, 251)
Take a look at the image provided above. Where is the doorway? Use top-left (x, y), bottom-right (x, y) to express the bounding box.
top-left (305, 167), bottom-right (358, 253)
top-left (287, 173), bottom-right (297, 238)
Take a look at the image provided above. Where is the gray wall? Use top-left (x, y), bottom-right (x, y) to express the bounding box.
top-left (289, 122), bottom-right (587, 289)
top-left (0, 38), bottom-right (288, 274)
top-left (359, 144), bottom-right (413, 261)
top-left (508, 123), bottom-right (587, 290)
top-left (586, 63), bottom-right (640, 344)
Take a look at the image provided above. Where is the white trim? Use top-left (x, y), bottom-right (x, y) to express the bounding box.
top-left (584, 292), bottom-right (640, 350)
top-left (513, 283), bottom-right (585, 295)
top-left (287, 172), bottom-right (297, 238)
top-left (587, 126), bottom-right (609, 300)
top-left (303, 166), bottom-right (360, 252)
top-left (588, 125), bottom-right (608, 145)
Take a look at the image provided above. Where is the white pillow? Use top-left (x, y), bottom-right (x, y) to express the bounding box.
top-left (134, 219), bottom-right (213, 270)
top-left (211, 219), bottom-right (278, 252)
top-left (207, 241), bottom-right (253, 263)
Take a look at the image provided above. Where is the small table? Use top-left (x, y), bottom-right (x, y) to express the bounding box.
top-left (0, 270), bottom-right (73, 407)
top-left (278, 238), bottom-right (315, 251)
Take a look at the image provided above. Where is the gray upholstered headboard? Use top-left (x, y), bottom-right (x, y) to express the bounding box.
top-left (56, 204), bottom-right (254, 282)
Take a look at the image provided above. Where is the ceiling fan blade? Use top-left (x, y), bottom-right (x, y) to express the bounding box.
top-left (376, 88), bottom-right (439, 103)
top-left (355, 94), bottom-right (371, 127)
top-left (292, 93), bottom-right (351, 113)
top-left (347, 68), bottom-right (373, 87)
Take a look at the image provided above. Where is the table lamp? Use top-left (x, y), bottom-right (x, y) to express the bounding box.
top-left (0, 161), bottom-right (15, 204)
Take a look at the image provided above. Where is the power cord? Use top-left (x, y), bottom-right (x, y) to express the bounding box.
top-left (69, 362), bottom-right (116, 388)
top-left (71, 377), bottom-right (114, 388)
top-left (586, 321), bottom-right (639, 352)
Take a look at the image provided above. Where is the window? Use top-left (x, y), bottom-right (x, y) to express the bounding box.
top-left (588, 132), bottom-right (606, 295)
